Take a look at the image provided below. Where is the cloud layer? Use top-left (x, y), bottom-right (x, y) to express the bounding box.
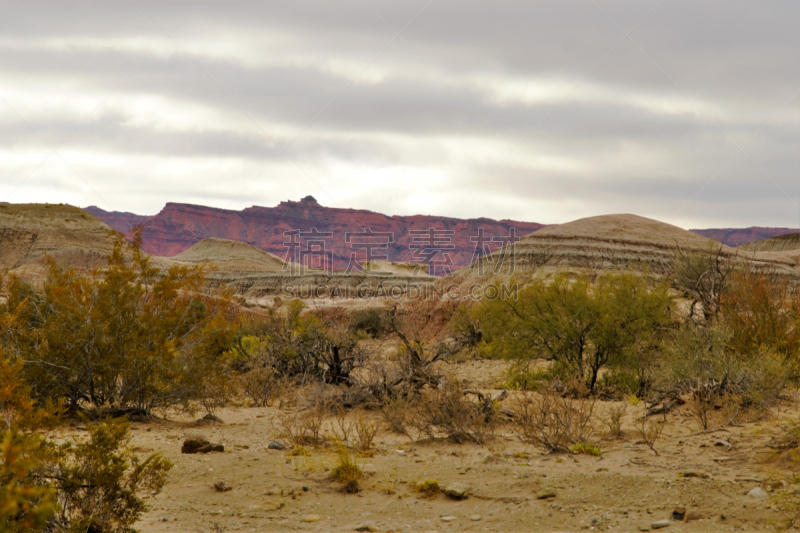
top-left (1, 1), bottom-right (798, 228)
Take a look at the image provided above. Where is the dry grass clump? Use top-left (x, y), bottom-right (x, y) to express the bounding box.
top-left (510, 391), bottom-right (595, 453)
top-left (331, 445), bottom-right (363, 493)
top-left (416, 480), bottom-right (440, 497)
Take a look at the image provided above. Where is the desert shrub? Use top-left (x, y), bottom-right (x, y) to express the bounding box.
top-left (510, 391), bottom-right (595, 453)
top-left (1, 339), bottom-right (170, 533)
top-left (380, 397), bottom-right (412, 436)
top-left (349, 309), bottom-right (388, 338)
top-left (352, 416), bottom-right (380, 454)
top-left (768, 420), bottom-right (800, 462)
top-left (475, 272), bottom-right (670, 394)
top-left (240, 302), bottom-right (369, 389)
top-left (570, 442), bottom-right (602, 456)
top-left (0, 232), bottom-right (237, 416)
top-left (416, 479), bottom-right (440, 496)
top-left (637, 417), bottom-right (665, 455)
top-left (673, 243), bottom-right (738, 323)
top-left (600, 403), bottom-right (628, 438)
top-left (654, 323), bottom-right (790, 416)
top-left (720, 270), bottom-right (800, 359)
top-left (48, 418), bottom-right (173, 533)
top-left (331, 445), bottom-right (362, 493)
top-left (279, 403), bottom-right (328, 447)
top-left (404, 380), bottom-right (496, 444)
top-left (448, 304), bottom-right (482, 348)
top-left (0, 431), bottom-right (57, 532)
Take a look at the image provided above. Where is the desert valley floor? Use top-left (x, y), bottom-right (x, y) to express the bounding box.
top-left (47, 357), bottom-right (800, 533)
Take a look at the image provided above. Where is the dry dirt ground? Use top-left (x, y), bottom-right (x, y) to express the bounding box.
top-left (56, 359), bottom-right (800, 533)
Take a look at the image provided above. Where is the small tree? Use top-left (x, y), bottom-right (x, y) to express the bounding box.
top-left (1, 232), bottom-right (237, 416)
top-left (673, 243), bottom-right (737, 323)
top-left (476, 272), bottom-right (670, 393)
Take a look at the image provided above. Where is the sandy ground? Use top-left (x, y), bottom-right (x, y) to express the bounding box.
top-left (54, 359), bottom-right (800, 533)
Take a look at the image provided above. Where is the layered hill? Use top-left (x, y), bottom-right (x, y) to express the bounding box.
top-left (0, 205), bottom-right (436, 300)
top-left (739, 232), bottom-right (800, 252)
top-left (162, 237), bottom-right (435, 299)
top-left (87, 196), bottom-right (546, 272)
top-left (0, 202), bottom-right (118, 276)
top-left (171, 238), bottom-right (286, 272)
top-left (451, 214), bottom-right (800, 287)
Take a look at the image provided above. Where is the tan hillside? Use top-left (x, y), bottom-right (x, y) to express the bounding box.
top-left (0, 202), bottom-right (117, 276)
top-left (171, 238), bottom-right (286, 272)
top-left (451, 213), bottom-right (800, 285)
top-left (363, 260), bottom-right (431, 277)
top-left (740, 232), bottom-right (800, 252)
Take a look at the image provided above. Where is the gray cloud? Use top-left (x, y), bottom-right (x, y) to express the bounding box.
top-left (0, 0), bottom-right (798, 228)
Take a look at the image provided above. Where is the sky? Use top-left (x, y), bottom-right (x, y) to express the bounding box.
top-left (0, 1), bottom-right (798, 229)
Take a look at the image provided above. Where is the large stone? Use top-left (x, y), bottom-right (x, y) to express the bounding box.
top-left (747, 487), bottom-right (769, 500)
top-left (651, 519), bottom-right (671, 529)
top-left (198, 413), bottom-right (224, 424)
top-left (537, 489), bottom-right (557, 500)
top-left (181, 437), bottom-right (224, 454)
top-left (268, 441), bottom-right (285, 450)
top-left (302, 514), bottom-right (321, 522)
top-left (444, 483), bottom-right (470, 499)
top-left (213, 481), bottom-right (232, 492)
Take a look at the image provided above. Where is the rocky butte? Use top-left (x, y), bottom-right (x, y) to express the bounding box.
top-left (86, 196), bottom-right (546, 273)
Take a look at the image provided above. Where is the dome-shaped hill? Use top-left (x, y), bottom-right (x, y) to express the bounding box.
top-left (739, 232), bottom-right (800, 252)
top-left (171, 238), bottom-right (286, 272)
top-left (449, 213), bottom-right (798, 285)
top-left (519, 214), bottom-right (718, 249)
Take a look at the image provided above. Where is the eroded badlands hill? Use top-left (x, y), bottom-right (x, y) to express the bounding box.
top-left (450, 214), bottom-right (800, 287)
top-left (0, 202), bottom-right (118, 276)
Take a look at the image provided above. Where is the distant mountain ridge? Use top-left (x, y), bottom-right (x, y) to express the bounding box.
top-left (86, 196), bottom-right (546, 272)
top-left (690, 227), bottom-right (800, 247)
top-left (85, 200), bottom-right (800, 270)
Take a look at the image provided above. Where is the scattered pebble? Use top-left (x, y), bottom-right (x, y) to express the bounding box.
top-left (537, 489), bottom-right (557, 500)
top-left (469, 515), bottom-right (482, 521)
top-left (302, 514), bottom-right (321, 522)
top-left (268, 441), bottom-right (285, 450)
top-left (651, 519), bottom-right (671, 529)
top-left (747, 487), bottom-right (769, 500)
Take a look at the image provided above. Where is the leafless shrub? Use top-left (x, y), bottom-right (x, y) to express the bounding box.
top-left (329, 407), bottom-right (355, 444)
top-left (241, 367), bottom-right (297, 407)
top-left (381, 397), bottom-right (412, 436)
top-left (278, 403), bottom-right (328, 446)
top-left (689, 386), bottom-right (715, 430)
top-left (510, 391), bottom-right (595, 453)
top-left (353, 416), bottom-right (380, 453)
top-left (638, 417), bottom-right (666, 455)
top-left (404, 380), bottom-right (496, 444)
top-left (600, 403), bottom-right (627, 438)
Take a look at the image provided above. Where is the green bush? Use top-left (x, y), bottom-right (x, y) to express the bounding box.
top-left (476, 272), bottom-right (670, 394)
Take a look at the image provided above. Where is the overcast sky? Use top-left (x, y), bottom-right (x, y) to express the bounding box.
top-left (1, 1), bottom-right (798, 228)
